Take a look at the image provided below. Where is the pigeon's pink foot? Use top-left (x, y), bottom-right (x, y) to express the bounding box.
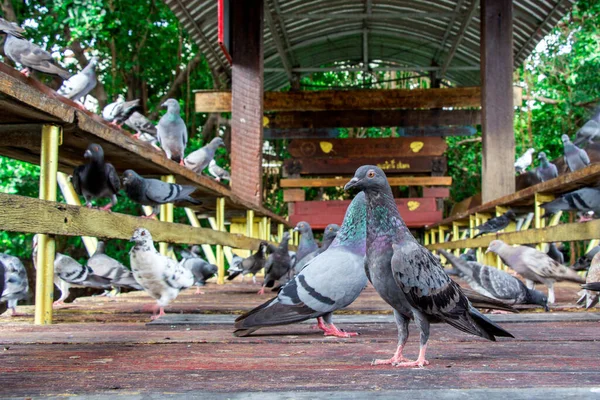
top-left (490, 310), bottom-right (512, 315)
top-left (100, 203), bottom-right (114, 211)
top-left (371, 345), bottom-right (413, 366)
top-left (10, 308), bottom-right (26, 317)
top-left (195, 287), bottom-right (205, 295)
top-left (179, 159), bottom-right (185, 166)
top-left (132, 133), bottom-right (141, 139)
top-left (86, 203), bottom-right (93, 209)
top-left (215, 177), bottom-right (221, 182)
top-left (20, 68), bottom-right (30, 77)
top-left (392, 345), bottom-right (429, 368)
top-left (150, 307), bottom-right (166, 320)
top-left (151, 144), bottom-right (161, 151)
top-left (141, 303), bottom-right (157, 313)
top-left (141, 213), bottom-right (156, 219)
top-left (53, 300), bottom-right (65, 307)
top-left (322, 323), bottom-right (359, 338)
top-left (578, 215), bottom-right (593, 223)
top-left (257, 287), bottom-right (266, 295)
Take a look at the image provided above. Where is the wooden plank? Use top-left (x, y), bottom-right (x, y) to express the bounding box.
top-left (195, 87), bottom-right (482, 112)
top-left (230, 0), bottom-right (264, 208)
top-left (423, 187), bottom-right (450, 198)
top-left (0, 193), bottom-right (274, 250)
top-left (481, 0), bottom-right (515, 203)
top-left (399, 125), bottom-right (476, 137)
top-left (282, 189), bottom-right (305, 202)
top-left (263, 128), bottom-right (339, 140)
top-left (288, 137), bottom-right (447, 158)
top-left (281, 176), bottom-right (452, 188)
top-left (265, 109), bottom-right (482, 129)
top-left (284, 156), bottom-right (447, 175)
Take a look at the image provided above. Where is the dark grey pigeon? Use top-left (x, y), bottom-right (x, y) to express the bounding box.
top-left (572, 245), bottom-right (600, 271)
top-left (546, 243), bottom-right (564, 265)
top-left (235, 193), bottom-right (368, 337)
top-left (57, 57), bottom-right (97, 102)
top-left (180, 251), bottom-right (217, 294)
top-left (102, 98), bottom-right (140, 126)
top-left (227, 242), bottom-right (269, 284)
top-left (486, 239), bottom-right (585, 304)
top-left (473, 210), bottom-right (516, 238)
top-left (535, 152), bottom-right (559, 182)
top-left (122, 169), bottom-right (202, 218)
top-left (461, 248), bottom-right (477, 262)
top-left (439, 250), bottom-right (548, 310)
top-left (345, 165), bottom-right (513, 367)
top-left (72, 143), bottom-right (120, 211)
top-left (184, 137), bottom-right (225, 174)
top-left (0, 254), bottom-right (29, 316)
top-left (87, 242), bottom-right (142, 294)
top-left (157, 98), bottom-right (187, 165)
top-left (293, 221), bottom-right (318, 271)
top-left (125, 112), bottom-right (158, 143)
top-left (540, 187), bottom-right (600, 216)
top-left (259, 232), bottom-right (292, 295)
top-left (562, 134), bottom-right (590, 172)
top-left (2, 27), bottom-right (71, 79)
top-left (294, 223), bottom-right (340, 274)
top-left (574, 107), bottom-right (600, 146)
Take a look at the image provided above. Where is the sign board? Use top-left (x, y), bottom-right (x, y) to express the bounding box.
top-left (398, 125), bottom-right (477, 137)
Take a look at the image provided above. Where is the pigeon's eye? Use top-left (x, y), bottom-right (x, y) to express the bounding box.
top-left (367, 170), bottom-right (376, 178)
top-left (93, 146), bottom-right (99, 151)
top-left (140, 231), bottom-right (146, 236)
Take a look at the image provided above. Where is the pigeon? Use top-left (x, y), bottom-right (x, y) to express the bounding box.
top-left (293, 222), bottom-right (318, 270)
top-left (72, 143), bottom-right (120, 211)
top-left (345, 166), bottom-right (513, 367)
top-left (0, 254), bottom-right (29, 316)
top-left (129, 228), bottom-right (194, 319)
top-left (577, 252), bottom-right (600, 309)
top-left (1, 24), bottom-right (71, 79)
top-left (438, 250), bottom-right (548, 310)
top-left (125, 112), bottom-right (158, 142)
top-left (57, 57), bottom-right (98, 102)
top-left (535, 152), bottom-right (559, 182)
top-left (259, 232), bottom-right (292, 295)
top-left (208, 159), bottom-right (231, 183)
top-left (574, 108), bottom-right (600, 146)
top-left (461, 248), bottom-right (477, 262)
top-left (473, 210), bottom-right (516, 238)
top-left (572, 245), bottom-right (600, 271)
top-left (183, 137), bottom-right (226, 174)
top-left (53, 252), bottom-right (113, 305)
top-left (227, 242), bottom-right (269, 284)
top-left (546, 243), bottom-right (565, 265)
top-left (87, 241), bottom-right (142, 294)
top-left (293, 223), bottom-right (340, 274)
top-left (157, 98), bottom-right (187, 165)
top-left (121, 169), bottom-right (202, 218)
top-left (486, 239), bottom-right (585, 304)
top-left (514, 148), bottom-right (535, 174)
top-left (540, 187), bottom-right (600, 217)
top-left (102, 98), bottom-right (140, 127)
top-left (234, 193), bottom-right (369, 338)
top-left (180, 251), bottom-right (217, 294)
top-left (562, 134), bottom-right (590, 172)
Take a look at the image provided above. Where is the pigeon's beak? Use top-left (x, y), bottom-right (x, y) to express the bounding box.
top-left (344, 177), bottom-right (360, 192)
top-left (293, 227), bottom-right (299, 232)
top-left (84, 150), bottom-right (92, 158)
top-left (161, 102), bottom-right (167, 108)
top-left (129, 236), bottom-right (136, 243)
top-left (484, 248), bottom-right (490, 254)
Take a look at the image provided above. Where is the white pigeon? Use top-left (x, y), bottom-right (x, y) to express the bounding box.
top-left (514, 148), bottom-right (535, 174)
top-left (129, 228), bottom-right (194, 320)
top-left (208, 159), bottom-right (231, 182)
top-left (0, 253), bottom-right (29, 316)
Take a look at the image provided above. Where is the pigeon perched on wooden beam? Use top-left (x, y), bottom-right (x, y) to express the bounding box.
top-left (573, 107), bottom-right (600, 146)
top-left (183, 137), bottom-right (225, 174)
top-left (157, 98), bottom-right (187, 165)
top-left (208, 159), bottom-right (231, 183)
top-left (562, 134), bottom-right (590, 172)
top-left (259, 232), bottom-right (292, 295)
top-left (125, 112), bottom-right (158, 143)
top-left (473, 210), bottom-right (516, 238)
top-left (0, 254), bottom-right (29, 316)
top-left (57, 57), bottom-right (98, 103)
top-left (535, 152), bottom-right (558, 182)
top-left (514, 148), bottom-right (535, 174)
top-left (345, 165), bottom-right (513, 368)
top-left (540, 187), bottom-right (600, 218)
top-left (102, 98), bottom-right (141, 127)
top-left (227, 242), bottom-right (269, 284)
top-left (121, 169), bottom-right (202, 218)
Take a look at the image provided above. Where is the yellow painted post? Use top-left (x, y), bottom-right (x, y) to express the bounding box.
top-left (278, 223), bottom-right (284, 242)
top-left (586, 239), bottom-right (599, 254)
top-left (35, 124), bottom-right (60, 325)
top-left (216, 197), bottom-right (226, 284)
top-left (534, 193), bottom-right (555, 251)
top-left (438, 226), bottom-right (448, 265)
top-left (159, 175), bottom-right (175, 256)
top-left (474, 213), bottom-right (491, 263)
top-left (185, 208), bottom-right (217, 264)
top-left (261, 217), bottom-right (269, 240)
top-left (424, 230), bottom-right (430, 246)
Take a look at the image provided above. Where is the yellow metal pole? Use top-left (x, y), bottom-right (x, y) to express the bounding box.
top-left (261, 217), bottom-right (269, 240)
top-left (185, 208), bottom-right (217, 264)
top-left (424, 230), bottom-right (430, 246)
top-left (159, 175), bottom-right (175, 256)
top-left (246, 210), bottom-right (255, 239)
top-left (216, 197), bottom-right (226, 284)
top-left (35, 124), bottom-right (60, 325)
top-left (277, 223), bottom-right (284, 242)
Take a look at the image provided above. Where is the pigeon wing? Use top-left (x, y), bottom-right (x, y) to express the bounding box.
top-left (105, 163), bottom-right (121, 193)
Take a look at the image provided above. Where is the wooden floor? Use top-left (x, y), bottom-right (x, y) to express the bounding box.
top-left (0, 281), bottom-right (599, 399)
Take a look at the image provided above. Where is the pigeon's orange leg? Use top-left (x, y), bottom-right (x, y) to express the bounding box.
top-left (372, 344), bottom-right (413, 365)
top-left (257, 287), bottom-right (266, 295)
top-left (150, 307), bottom-right (166, 320)
top-left (195, 287), bottom-right (205, 295)
top-left (392, 344), bottom-right (429, 368)
top-left (322, 323), bottom-right (359, 338)
top-left (132, 133), bottom-right (141, 139)
top-left (100, 203), bottom-right (114, 211)
top-left (141, 213), bottom-right (156, 219)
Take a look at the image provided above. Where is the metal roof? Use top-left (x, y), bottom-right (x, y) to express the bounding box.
top-left (164, 0), bottom-right (574, 90)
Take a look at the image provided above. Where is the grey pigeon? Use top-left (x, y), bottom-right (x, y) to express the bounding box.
top-left (122, 169), bottom-right (202, 218)
top-left (259, 232), bottom-right (292, 295)
top-left (87, 241), bottom-right (142, 294)
top-left (572, 245), bottom-right (600, 271)
top-left (439, 250), bottom-right (548, 310)
top-left (57, 57), bottom-right (98, 102)
top-left (461, 249), bottom-right (477, 262)
top-left (180, 251), bottom-right (217, 294)
top-left (184, 137), bottom-right (225, 174)
top-left (514, 148), bottom-right (535, 174)
top-left (293, 223), bottom-right (340, 274)
top-left (574, 108), bottom-right (600, 146)
top-left (546, 243), bottom-right (564, 265)
top-left (54, 252), bottom-right (113, 305)
top-left (125, 112), bottom-right (158, 143)
top-left (577, 252), bottom-right (600, 309)
top-left (562, 134), bottom-right (590, 172)
top-left (102, 98), bottom-right (140, 126)
top-left (157, 98), bottom-right (187, 165)
top-left (72, 143), bottom-right (120, 211)
top-left (129, 228), bottom-right (194, 320)
top-left (293, 221), bottom-right (318, 270)
top-left (540, 187), bottom-right (600, 216)
top-left (535, 152), bottom-right (559, 182)
top-left (208, 159), bottom-right (231, 182)
top-left (234, 193), bottom-right (368, 337)
top-left (345, 165), bottom-right (513, 367)
top-left (473, 210), bottom-right (516, 238)
top-left (2, 26), bottom-right (71, 79)
top-left (227, 242), bottom-right (269, 284)
top-left (486, 239), bottom-right (585, 304)
top-left (0, 254), bottom-right (29, 316)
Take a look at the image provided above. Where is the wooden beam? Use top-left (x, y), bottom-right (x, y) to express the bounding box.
top-left (438, 0), bottom-right (479, 80)
top-left (288, 137), bottom-right (447, 158)
top-left (481, 0), bottom-right (515, 204)
top-left (265, 109), bottom-right (482, 129)
top-left (264, 1), bottom-right (293, 81)
top-left (281, 176), bottom-right (452, 188)
top-left (284, 156), bottom-right (447, 176)
top-left (263, 128), bottom-right (339, 140)
top-left (230, 0), bottom-right (264, 208)
top-left (282, 189), bottom-right (305, 202)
